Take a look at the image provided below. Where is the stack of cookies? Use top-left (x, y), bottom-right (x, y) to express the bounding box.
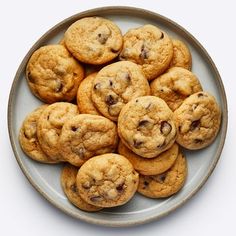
top-left (19, 16), bottom-right (221, 212)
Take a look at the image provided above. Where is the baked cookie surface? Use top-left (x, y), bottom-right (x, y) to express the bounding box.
top-left (138, 151), bottom-right (187, 198)
top-left (150, 67), bottom-right (202, 111)
top-left (61, 164), bottom-right (102, 212)
top-left (76, 153), bottom-right (139, 207)
top-left (77, 73), bottom-right (101, 115)
top-left (92, 61), bottom-right (150, 121)
top-left (64, 17), bottom-right (123, 65)
top-left (119, 24), bottom-right (173, 80)
top-left (118, 141), bottom-right (179, 175)
top-left (19, 105), bottom-right (57, 163)
top-left (37, 102), bottom-right (79, 161)
top-left (59, 114), bottom-right (118, 166)
top-left (26, 44), bottom-right (84, 103)
top-left (118, 96), bottom-right (177, 158)
top-left (174, 92), bottom-right (221, 150)
top-left (169, 39), bottom-right (192, 70)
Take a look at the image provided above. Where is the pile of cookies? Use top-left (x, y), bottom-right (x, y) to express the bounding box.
top-left (19, 16), bottom-right (221, 212)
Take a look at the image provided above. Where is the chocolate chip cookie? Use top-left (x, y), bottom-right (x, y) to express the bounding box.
top-left (26, 44), bottom-right (84, 103)
top-left (118, 96), bottom-right (177, 158)
top-left (59, 114), bottom-right (118, 166)
top-left (77, 73), bottom-right (101, 115)
top-left (119, 24), bottom-right (173, 80)
top-left (64, 17), bottom-right (123, 65)
top-left (174, 91), bottom-right (221, 150)
top-left (150, 67), bottom-right (202, 111)
top-left (118, 141), bottom-right (179, 175)
top-left (91, 61), bottom-right (150, 121)
top-left (37, 102), bottom-right (79, 161)
top-left (138, 151), bottom-right (187, 198)
top-left (169, 39), bottom-right (192, 70)
top-left (61, 164), bottom-right (102, 212)
top-left (76, 153), bottom-right (139, 208)
top-left (19, 105), bottom-right (58, 163)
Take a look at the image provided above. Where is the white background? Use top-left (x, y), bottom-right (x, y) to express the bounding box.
top-left (0, 0), bottom-right (235, 235)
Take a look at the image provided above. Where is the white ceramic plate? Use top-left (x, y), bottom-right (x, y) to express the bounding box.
top-left (8, 7), bottom-right (227, 227)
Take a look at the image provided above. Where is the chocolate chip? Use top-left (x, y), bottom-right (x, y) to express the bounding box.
top-left (71, 126), bottom-right (78, 132)
top-left (97, 33), bottom-right (109, 44)
top-left (90, 196), bottom-right (103, 202)
top-left (124, 73), bottom-right (131, 82)
top-left (55, 79), bottom-right (63, 92)
top-left (133, 139), bottom-right (143, 148)
top-left (105, 94), bottom-right (117, 105)
top-left (190, 120), bottom-right (200, 131)
top-left (116, 183), bottom-right (124, 192)
top-left (178, 126), bottom-right (182, 132)
top-left (119, 53), bottom-right (126, 60)
top-left (157, 141), bottom-right (166, 149)
top-left (197, 93), bottom-right (204, 97)
top-left (144, 181), bottom-right (149, 186)
top-left (70, 184), bottom-right (77, 193)
top-left (195, 139), bottom-right (203, 144)
top-left (111, 48), bottom-right (119, 53)
top-left (157, 173), bottom-right (166, 183)
top-left (138, 120), bottom-right (149, 127)
top-left (27, 72), bottom-right (35, 83)
top-left (139, 44), bottom-right (149, 60)
top-left (47, 115), bottom-right (50, 120)
top-left (93, 83), bottom-right (101, 90)
top-left (159, 32), bottom-right (164, 39)
top-left (146, 103), bottom-right (152, 109)
top-left (109, 80), bottom-right (113, 86)
top-left (160, 121), bottom-right (172, 135)
top-left (135, 99), bottom-right (139, 103)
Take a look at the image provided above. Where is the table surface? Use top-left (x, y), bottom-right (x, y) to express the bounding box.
top-left (1, 0), bottom-right (235, 235)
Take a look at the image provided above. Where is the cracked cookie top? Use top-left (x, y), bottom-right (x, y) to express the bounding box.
top-left (174, 91), bottom-right (221, 150)
top-left (64, 17), bottom-right (123, 65)
top-left (37, 102), bottom-right (79, 161)
top-left (150, 67), bottom-right (202, 111)
top-left (59, 114), bottom-right (118, 166)
top-left (26, 44), bottom-right (84, 103)
top-left (119, 24), bottom-right (173, 80)
top-left (91, 61), bottom-right (150, 121)
top-left (76, 153), bottom-right (139, 208)
top-left (118, 96), bottom-right (177, 158)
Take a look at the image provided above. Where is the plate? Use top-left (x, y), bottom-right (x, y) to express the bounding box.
top-left (8, 6), bottom-right (228, 227)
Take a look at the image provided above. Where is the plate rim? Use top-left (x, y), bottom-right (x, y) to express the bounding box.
top-left (7, 6), bottom-right (228, 227)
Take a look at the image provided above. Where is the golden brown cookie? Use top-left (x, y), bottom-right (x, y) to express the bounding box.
top-left (118, 96), bottom-right (177, 158)
top-left (138, 151), bottom-right (187, 198)
top-left (37, 102), bottom-right (79, 161)
top-left (119, 24), bottom-right (173, 80)
top-left (91, 61), bottom-right (150, 121)
top-left (169, 39), bottom-right (192, 70)
top-left (76, 153), bottom-right (139, 208)
top-left (118, 141), bottom-right (179, 175)
top-left (59, 114), bottom-right (118, 167)
top-left (150, 67), bottom-right (202, 111)
top-left (61, 164), bottom-right (102, 212)
top-left (64, 17), bottom-right (123, 65)
top-left (174, 92), bottom-right (221, 150)
top-left (77, 73), bottom-right (101, 115)
top-left (26, 44), bottom-right (84, 103)
top-left (19, 105), bottom-right (57, 163)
